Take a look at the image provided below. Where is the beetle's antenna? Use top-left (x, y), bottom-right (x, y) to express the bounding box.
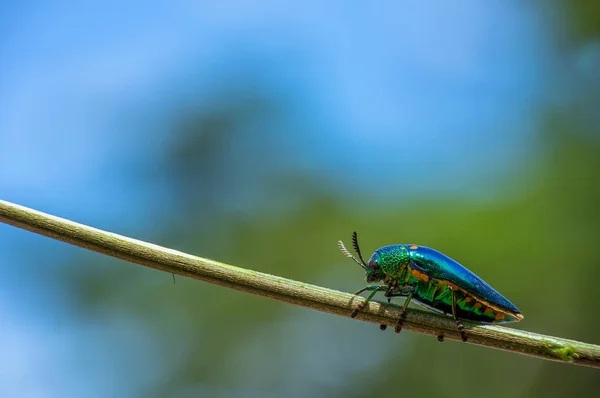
top-left (352, 231), bottom-right (367, 266)
top-left (338, 240), bottom-right (367, 269)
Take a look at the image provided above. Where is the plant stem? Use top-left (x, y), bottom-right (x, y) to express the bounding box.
top-left (1, 199), bottom-right (599, 369)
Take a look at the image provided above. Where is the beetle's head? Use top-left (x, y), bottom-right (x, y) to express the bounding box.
top-left (337, 231), bottom-right (384, 283)
top-left (365, 252), bottom-right (384, 283)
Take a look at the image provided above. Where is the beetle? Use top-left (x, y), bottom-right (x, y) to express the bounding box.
top-left (338, 232), bottom-right (523, 342)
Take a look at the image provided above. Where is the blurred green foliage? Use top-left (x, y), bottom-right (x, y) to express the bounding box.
top-left (56, 2), bottom-right (600, 397)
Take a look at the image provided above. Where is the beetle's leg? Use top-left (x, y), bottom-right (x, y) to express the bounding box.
top-left (451, 288), bottom-right (467, 342)
top-left (351, 285), bottom-right (386, 318)
top-left (378, 285), bottom-right (398, 331)
top-left (395, 286), bottom-right (415, 334)
top-left (383, 283), bottom-right (415, 334)
top-left (352, 285), bottom-right (378, 296)
top-left (430, 284), bottom-right (446, 343)
top-left (390, 273), bottom-right (417, 334)
top-left (386, 286), bottom-right (415, 333)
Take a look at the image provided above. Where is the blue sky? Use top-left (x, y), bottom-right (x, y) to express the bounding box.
top-left (1, 1), bottom-right (550, 211)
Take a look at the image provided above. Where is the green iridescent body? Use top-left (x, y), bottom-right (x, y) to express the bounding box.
top-left (338, 232), bottom-right (523, 341)
top-left (373, 244), bottom-right (522, 324)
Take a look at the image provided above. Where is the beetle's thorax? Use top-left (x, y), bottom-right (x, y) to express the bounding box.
top-left (374, 244), bottom-right (411, 279)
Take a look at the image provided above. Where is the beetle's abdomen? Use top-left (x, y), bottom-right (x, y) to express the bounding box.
top-left (412, 280), bottom-right (521, 323)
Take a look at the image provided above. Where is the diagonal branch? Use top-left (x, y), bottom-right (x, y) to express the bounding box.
top-left (1, 199), bottom-right (599, 369)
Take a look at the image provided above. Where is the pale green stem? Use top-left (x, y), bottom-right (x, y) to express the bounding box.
top-left (1, 200), bottom-right (599, 369)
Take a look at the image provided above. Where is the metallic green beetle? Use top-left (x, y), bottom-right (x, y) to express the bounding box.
top-left (338, 232), bottom-right (523, 342)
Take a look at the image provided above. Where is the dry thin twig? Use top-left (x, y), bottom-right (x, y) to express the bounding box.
top-left (1, 199), bottom-right (599, 369)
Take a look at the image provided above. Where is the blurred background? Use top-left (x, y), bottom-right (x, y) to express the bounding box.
top-left (1, 1), bottom-right (599, 397)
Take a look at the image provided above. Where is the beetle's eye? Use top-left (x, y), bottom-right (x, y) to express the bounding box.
top-left (368, 259), bottom-right (378, 271)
